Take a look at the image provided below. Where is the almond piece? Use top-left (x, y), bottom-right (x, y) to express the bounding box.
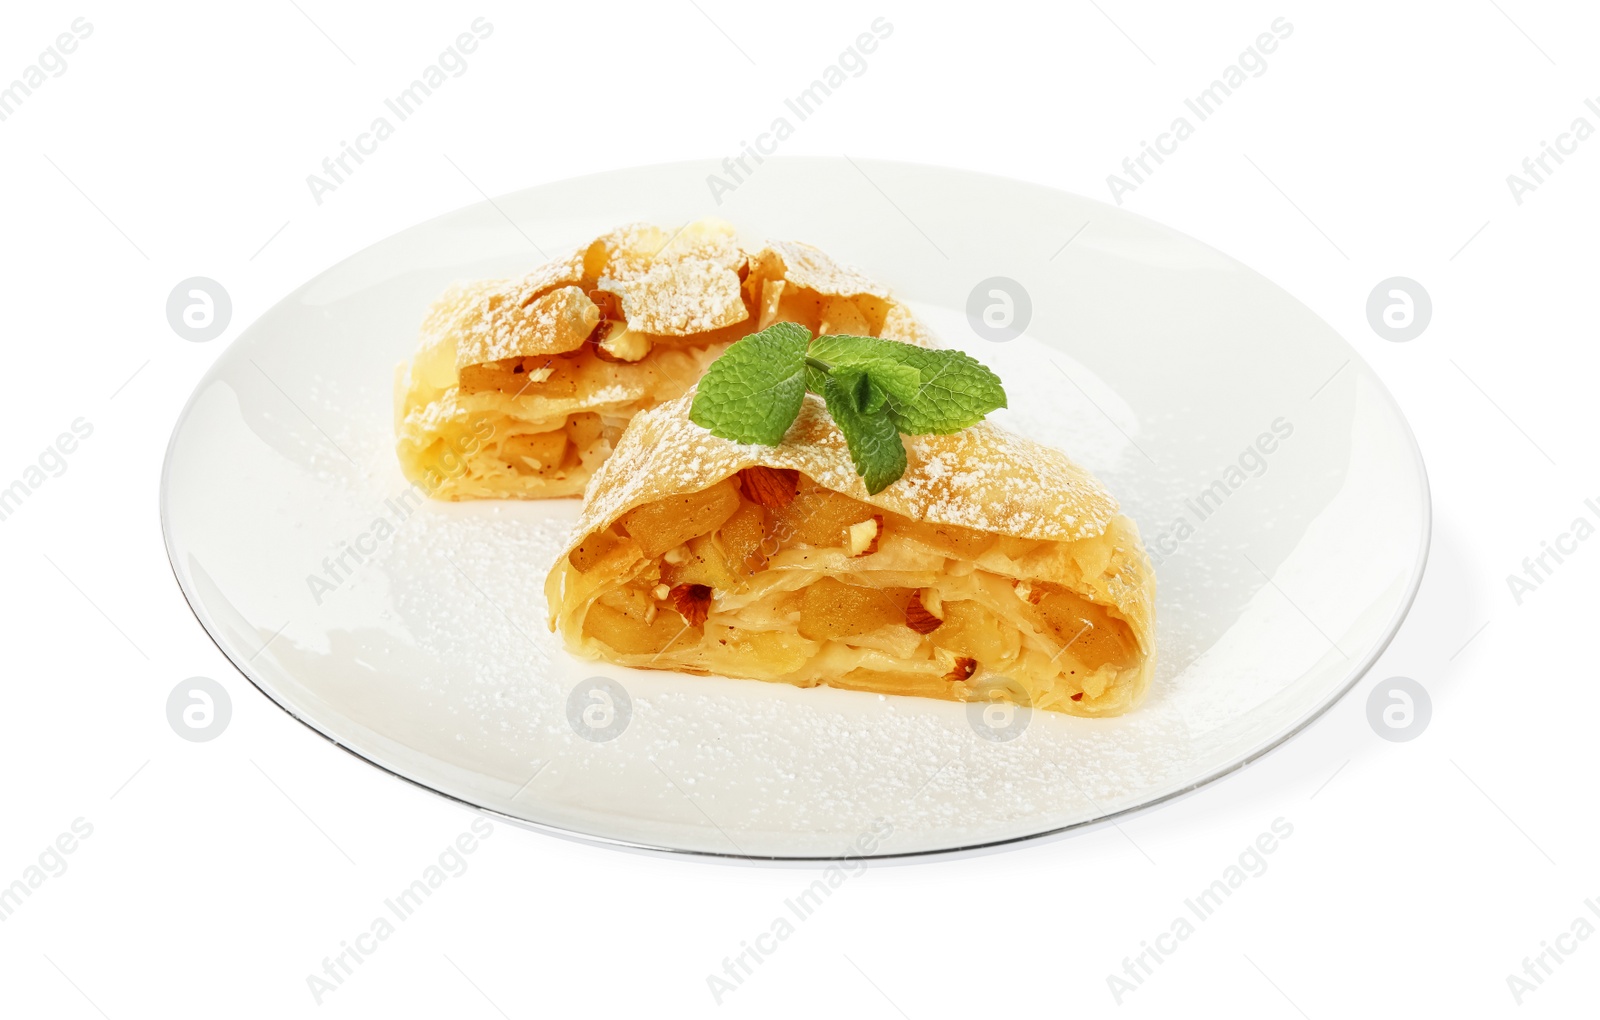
top-left (904, 589), bottom-right (944, 634)
top-left (943, 656), bottom-right (977, 682)
top-left (846, 515), bottom-right (882, 557)
top-left (568, 319), bottom-right (613, 361)
top-left (668, 583), bottom-right (712, 628)
top-left (597, 325), bottom-right (652, 362)
top-left (738, 466), bottom-right (799, 508)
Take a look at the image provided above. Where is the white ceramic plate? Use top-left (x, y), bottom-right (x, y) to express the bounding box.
top-left (162, 158), bottom-right (1428, 859)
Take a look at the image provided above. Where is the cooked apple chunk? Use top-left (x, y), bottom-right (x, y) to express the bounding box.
top-left (620, 479), bottom-right (741, 558)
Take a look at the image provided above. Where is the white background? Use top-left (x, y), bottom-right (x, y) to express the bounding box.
top-left (2, 1), bottom-right (1597, 1016)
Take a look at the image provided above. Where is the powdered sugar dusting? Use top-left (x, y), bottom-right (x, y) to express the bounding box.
top-left (454, 285), bottom-right (597, 367)
top-left (505, 244), bottom-right (586, 306)
top-left (571, 392), bottom-right (1120, 551)
top-left (762, 238), bottom-right (891, 299)
top-left (588, 222), bottom-right (671, 281)
top-left (603, 258), bottom-right (749, 336)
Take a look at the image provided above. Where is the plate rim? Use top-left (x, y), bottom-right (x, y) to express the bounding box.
top-left (158, 155), bottom-right (1434, 863)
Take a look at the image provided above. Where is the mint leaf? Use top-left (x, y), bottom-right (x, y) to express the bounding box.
top-left (834, 365), bottom-right (889, 415)
top-left (689, 322), bottom-right (810, 445)
top-left (823, 369), bottom-right (907, 494)
top-left (807, 335), bottom-right (1006, 434)
top-left (694, 325), bottom-right (1006, 493)
top-left (806, 352), bottom-right (919, 406)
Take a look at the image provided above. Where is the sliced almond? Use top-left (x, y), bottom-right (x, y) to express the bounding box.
top-left (904, 589), bottom-right (944, 634)
top-left (845, 515), bottom-right (882, 558)
top-left (943, 655), bottom-right (977, 683)
top-left (737, 466), bottom-right (799, 508)
top-left (669, 583), bottom-right (712, 627)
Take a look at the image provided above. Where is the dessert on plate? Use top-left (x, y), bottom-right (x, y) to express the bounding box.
top-left (395, 213), bottom-right (1156, 716)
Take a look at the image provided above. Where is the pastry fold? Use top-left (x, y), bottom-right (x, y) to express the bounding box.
top-left (396, 222), bottom-right (932, 499)
top-left (545, 393), bottom-right (1155, 716)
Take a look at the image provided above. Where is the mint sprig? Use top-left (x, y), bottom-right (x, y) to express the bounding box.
top-left (689, 323), bottom-right (1007, 494)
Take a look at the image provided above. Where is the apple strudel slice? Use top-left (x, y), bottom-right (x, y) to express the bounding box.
top-left (394, 220), bottom-right (747, 499)
top-left (545, 393), bottom-right (1155, 716)
top-left (395, 221), bottom-right (934, 499)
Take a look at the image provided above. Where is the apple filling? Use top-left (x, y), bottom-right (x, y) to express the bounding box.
top-left (399, 335), bottom-right (729, 499)
top-left (566, 469), bottom-right (1141, 712)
